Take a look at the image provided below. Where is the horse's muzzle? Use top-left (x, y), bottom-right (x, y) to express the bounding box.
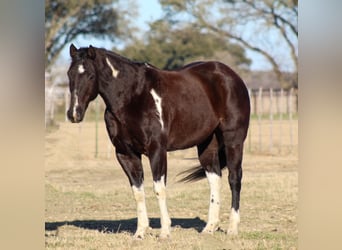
top-left (67, 107), bottom-right (84, 123)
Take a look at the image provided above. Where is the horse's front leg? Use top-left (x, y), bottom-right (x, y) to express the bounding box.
top-left (105, 110), bottom-right (149, 239)
top-left (148, 142), bottom-right (171, 239)
top-left (116, 151), bottom-right (149, 239)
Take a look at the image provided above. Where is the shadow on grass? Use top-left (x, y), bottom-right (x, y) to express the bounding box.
top-left (45, 217), bottom-right (206, 234)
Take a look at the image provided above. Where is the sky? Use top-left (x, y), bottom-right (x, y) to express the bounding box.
top-left (58, 0), bottom-right (294, 72)
top-left (59, 0), bottom-right (161, 65)
top-left (136, 0), bottom-right (162, 32)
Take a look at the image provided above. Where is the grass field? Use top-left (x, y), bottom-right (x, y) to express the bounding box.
top-left (45, 120), bottom-right (298, 249)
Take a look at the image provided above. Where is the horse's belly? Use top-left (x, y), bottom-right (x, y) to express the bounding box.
top-left (166, 112), bottom-right (218, 151)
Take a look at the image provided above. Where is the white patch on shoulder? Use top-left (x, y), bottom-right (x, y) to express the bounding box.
top-left (78, 64), bottom-right (85, 74)
top-left (150, 88), bottom-right (164, 130)
top-left (105, 57), bottom-right (119, 78)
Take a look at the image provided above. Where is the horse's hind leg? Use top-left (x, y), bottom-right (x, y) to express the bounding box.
top-left (197, 134), bottom-right (222, 234)
top-left (222, 128), bottom-right (246, 235)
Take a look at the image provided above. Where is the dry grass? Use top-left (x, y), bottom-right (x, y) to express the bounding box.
top-left (45, 120), bottom-right (298, 249)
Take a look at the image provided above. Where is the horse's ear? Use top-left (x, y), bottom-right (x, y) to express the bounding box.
top-left (88, 45), bottom-right (96, 59)
top-left (69, 44), bottom-right (77, 58)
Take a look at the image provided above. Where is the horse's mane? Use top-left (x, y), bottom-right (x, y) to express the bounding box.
top-left (73, 46), bottom-right (158, 71)
top-left (98, 47), bottom-right (149, 68)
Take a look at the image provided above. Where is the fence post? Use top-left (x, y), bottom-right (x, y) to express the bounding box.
top-left (258, 87), bottom-right (263, 151)
top-left (95, 97), bottom-right (99, 158)
top-left (50, 97), bottom-right (55, 123)
top-left (247, 88), bottom-right (252, 152)
top-left (107, 141), bottom-right (112, 159)
top-left (269, 88), bottom-right (273, 152)
top-left (65, 89), bottom-right (69, 122)
top-left (279, 88), bottom-right (284, 153)
top-left (77, 123), bottom-right (82, 160)
top-left (289, 88), bottom-right (294, 149)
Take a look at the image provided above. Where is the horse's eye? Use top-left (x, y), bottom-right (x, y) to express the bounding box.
top-left (89, 75), bottom-right (95, 80)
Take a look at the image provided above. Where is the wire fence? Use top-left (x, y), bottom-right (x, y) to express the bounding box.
top-left (46, 88), bottom-right (298, 155)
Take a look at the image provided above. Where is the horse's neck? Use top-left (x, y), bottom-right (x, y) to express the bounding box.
top-left (98, 59), bottom-right (148, 114)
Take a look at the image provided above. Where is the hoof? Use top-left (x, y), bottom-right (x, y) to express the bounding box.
top-left (159, 233), bottom-right (171, 240)
top-left (201, 223), bottom-right (218, 234)
top-left (133, 228), bottom-right (148, 240)
top-left (227, 227), bottom-right (239, 236)
top-left (159, 228), bottom-right (171, 240)
top-left (201, 225), bottom-right (218, 234)
top-left (133, 234), bottom-right (144, 240)
top-left (201, 229), bottom-right (214, 235)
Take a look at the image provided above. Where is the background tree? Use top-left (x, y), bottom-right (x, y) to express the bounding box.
top-left (45, 0), bottom-right (136, 70)
top-left (121, 20), bottom-right (251, 71)
top-left (158, 0), bottom-right (298, 88)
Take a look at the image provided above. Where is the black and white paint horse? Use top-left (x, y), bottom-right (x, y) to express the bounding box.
top-left (67, 44), bottom-right (250, 239)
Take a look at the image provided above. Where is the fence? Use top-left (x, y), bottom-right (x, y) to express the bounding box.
top-left (249, 87), bottom-right (297, 115)
top-left (247, 87), bottom-right (298, 154)
top-left (46, 88), bottom-right (298, 155)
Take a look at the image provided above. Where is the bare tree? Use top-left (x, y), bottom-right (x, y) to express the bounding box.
top-left (159, 0), bottom-right (298, 88)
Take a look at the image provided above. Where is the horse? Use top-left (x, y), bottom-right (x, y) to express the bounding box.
top-left (66, 44), bottom-right (250, 239)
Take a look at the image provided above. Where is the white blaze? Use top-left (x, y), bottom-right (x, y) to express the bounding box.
top-left (105, 57), bottom-right (119, 78)
top-left (78, 64), bottom-right (85, 74)
top-left (72, 93), bottom-right (79, 120)
top-left (153, 175), bottom-right (171, 238)
top-left (150, 89), bottom-right (164, 130)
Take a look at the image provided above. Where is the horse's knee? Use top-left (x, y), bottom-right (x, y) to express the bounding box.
top-left (153, 175), bottom-right (166, 198)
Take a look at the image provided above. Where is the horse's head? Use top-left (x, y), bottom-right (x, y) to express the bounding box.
top-left (67, 44), bottom-right (98, 123)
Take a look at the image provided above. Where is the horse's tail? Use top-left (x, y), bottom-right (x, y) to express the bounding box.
top-left (178, 146), bottom-right (228, 182)
top-left (177, 164), bottom-right (228, 182)
top-left (177, 166), bottom-right (206, 182)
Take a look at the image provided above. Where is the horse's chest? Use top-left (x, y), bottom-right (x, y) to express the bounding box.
top-left (114, 125), bottom-right (147, 152)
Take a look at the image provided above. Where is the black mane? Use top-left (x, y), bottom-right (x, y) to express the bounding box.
top-left (99, 47), bottom-right (148, 67)
top-left (73, 46), bottom-right (155, 69)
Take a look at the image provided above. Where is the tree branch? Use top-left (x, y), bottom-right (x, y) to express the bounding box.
top-left (195, 13), bottom-right (284, 84)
